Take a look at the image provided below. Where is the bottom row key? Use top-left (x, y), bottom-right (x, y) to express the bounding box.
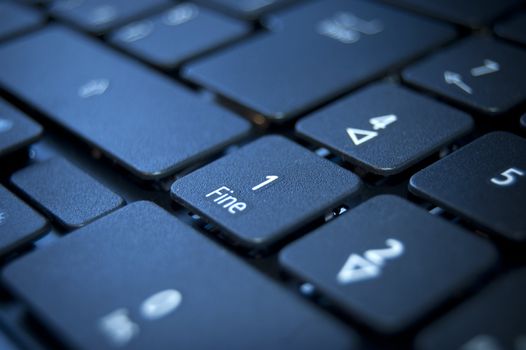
top-left (3, 202), bottom-right (357, 350)
top-left (417, 268), bottom-right (526, 350)
top-left (280, 195), bottom-right (497, 334)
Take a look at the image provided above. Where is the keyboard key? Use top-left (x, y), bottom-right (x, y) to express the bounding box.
top-left (3, 202), bottom-right (357, 350)
top-left (196, 0), bottom-right (291, 19)
top-left (110, 3), bottom-right (249, 69)
top-left (416, 268), bottom-right (526, 350)
top-left (280, 195), bottom-right (497, 333)
top-left (0, 185), bottom-right (48, 256)
top-left (0, 99), bottom-right (42, 158)
top-left (184, 0), bottom-right (454, 121)
top-left (495, 12), bottom-right (526, 47)
top-left (383, 0), bottom-right (522, 28)
top-left (296, 83), bottom-right (473, 176)
top-left (50, 0), bottom-right (170, 34)
top-left (0, 2), bottom-right (43, 41)
top-left (403, 36), bottom-right (526, 116)
top-left (11, 157), bottom-right (124, 229)
top-left (0, 26), bottom-right (251, 180)
top-left (410, 132), bottom-right (526, 243)
top-left (171, 135), bottom-right (361, 247)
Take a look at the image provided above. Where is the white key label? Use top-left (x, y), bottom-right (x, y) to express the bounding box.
top-left (205, 186), bottom-right (247, 214)
top-left (346, 114), bottom-right (398, 146)
top-left (337, 239), bottom-right (404, 284)
top-left (491, 167), bottom-right (524, 187)
top-left (252, 175), bottom-right (279, 191)
top-left (78, 79), bottom-right (110, 98)
top-left (0, 118), bottom-right (14, 133)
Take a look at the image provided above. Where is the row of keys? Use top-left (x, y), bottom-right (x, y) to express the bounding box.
top-left (0, 25), bottom-right (252, 180)
top-left (184, 0), bottom-right (455, 121)
top-left (3, 202), bottom-right (358, 350)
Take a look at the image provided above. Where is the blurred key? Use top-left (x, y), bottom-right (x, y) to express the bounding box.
top-left (383, 0), bottom-right (522, 28)
top-left (296, 83), bottom-right (473, 175)
top-left (416, 268), bottom-right (526, 350)
top-left (0, 99), bottom-right (42, 158)
top-left (0, 184), bottom-right (48, 256)
top-left (280, 196), bottom-right (497, 333)
top-left (410, 132), bottom-right (526, 243)
top-left (11, 157), bottom-right (125, 229)
top-left (195, 0), bottom-right (292, 19)
top-left (0, 26), bottom-right (251, 180)
top-left (184, 0), bottom-right (454, 121)
top-left (50, 0), bottom-right (170, 34)
top-left (495, 12), bottom-right (526, 47)
top-left (171, 136), bottom-right (361, 248)
top-left (0, 2), bottom-right (43, 41)
top-left (3, 202), bottom-right (357, 350)
top-left (403, 36), bottom-right (526, 115)
top-left (110, 3), bottom-right (249, 69)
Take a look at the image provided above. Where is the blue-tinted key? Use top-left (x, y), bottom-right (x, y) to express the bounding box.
top-left (110, 3), bottom-right (249, 69)
top-left (0, 98), bottom-right (42, 158)
top-left (0, 2), bottom-right (43, 41)
top-left (184, 0), bottom-right (454, 121)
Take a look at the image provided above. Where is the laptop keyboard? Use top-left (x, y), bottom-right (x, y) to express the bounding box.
top-left (0, 0), bottom-right (524, 349)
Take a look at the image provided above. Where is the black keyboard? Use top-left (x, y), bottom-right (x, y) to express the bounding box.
top-left (0, 0), bottom-right (525, 349)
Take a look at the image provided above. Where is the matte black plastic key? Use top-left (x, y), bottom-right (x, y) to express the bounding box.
top-left (0, 185), bottom-right (48, 256)
top-left (110, 3), bottom-right (249, 69)
top-left (403, 36), bottom-right (526, 115)
top-left (171, 135), bottom-right (361, 248)
top-left (495, 12), bottom-right (526, 47)
top-left (296, 83), bottom-right (473, 175)
top-left (0, 99), bottom-right (42, 158)
top-left (0, 2), bottom-right (43, 41)
top-left (195, 0), bottom-right (292, 19)
top-left (410, 132), bottom-right (526, 243)
top-left (0, 26), bottom-right (251, 180)
top-left (416, 268), bottom-right (526, 350)
top-left (2, 202), bottom-right (357, 350)
top-left (280, 195), bottom-right (497, 333)
top-left (11, 157), bottom-right (125, 229)
top-left (383, 0), bottom-right (522, 28)
top-left (50, 0), bottom-right (170, 34)
top-left (184, 0), bottom-right (454, 121)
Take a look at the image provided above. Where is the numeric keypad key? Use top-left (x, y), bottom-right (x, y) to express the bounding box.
top-left (403, 37), bottom-right (526, 115)
top-left (280, 196), bottom-right (497, 333)
top-left (296, 83), bottom-right (473, 175)
top-left (410, 132), bottom-right (526, 242)
top-left (171, 136), bottom-right (361, 248)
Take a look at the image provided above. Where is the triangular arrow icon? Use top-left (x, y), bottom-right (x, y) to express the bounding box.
top-left (346, 128), bottom-right (378, 146)
top-left (337, 254), bottom-right (380, 284)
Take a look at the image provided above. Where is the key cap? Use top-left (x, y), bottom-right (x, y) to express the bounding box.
top-left (50, 0), bottom-right (170, 34)
top-left (11, 157), bottom-right (125, 229)
top-left (0, 99), bottom-right (42, 158)
top-left (171, 135), bottom-right (361, 248)
top-left (109, 3), bottom-right (249, 69)
top-left (416, 268), bottom-right (526, 350)
top-left (495, 12), bottom-right (526, 47)
top-left (280, 195), bottom-right (497, 334)
top-left (403, 36), bottom-right (526, 116)
top-left (410, 132), bottom-right (526, 243)
top-left (383, 0), bottom-right (522, 28)
top-left (296, 83), bottom-right (473, 176)
top-left (0, 26), bottom-right (251, 180)
top-left (195, 0), bottom-right (291, 19)
top-left (183, 0), bottom-right (454, 121)
top-left (0, 185), bottom-right (48, 256)
top-left (0, 2), bottom-right (43, 41)
top-left (2, 201), bottom-right (357, 350)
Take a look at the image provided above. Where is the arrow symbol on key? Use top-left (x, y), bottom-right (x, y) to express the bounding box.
top-left (444, 71), bottom-right (473, 95)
